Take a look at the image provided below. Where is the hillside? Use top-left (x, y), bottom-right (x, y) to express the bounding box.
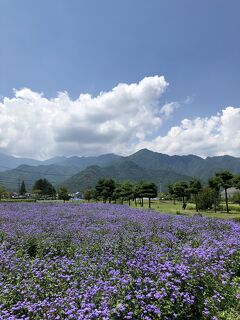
top-left (1, 149), bottom-right (240, 192)
top-left (61, 160), bottom-right (192, 192)
top-left (0, 153), bottom-right (121, 191)
top-left (57, 153), bottom-right (121, 169)
top-left (125, 149), bottom-right (240, 180)
top-left (0, 164), bottom-right (79, 192)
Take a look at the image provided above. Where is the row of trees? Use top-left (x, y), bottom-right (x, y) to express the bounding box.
top-left (32, 179), bottom-right (71, 202)
top-left (0, 179), bottom-right (70, 202)
top-left (168, 170), bottom-right (240, 213)
top-left (1, 170), bottom-right (239, 211)
top-left (0, 179), bottom-right (56, 199)
top-left (84, 179), bottom-right (158, 208)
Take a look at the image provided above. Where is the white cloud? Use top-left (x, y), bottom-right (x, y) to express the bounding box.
top-left (160, 102), bottom-right (179, 118)
top-left (0, 76), bottom-right (168, 159)
top-left (135, 106), bottom-right (240, 157)
top-left (1, 76), bottom-right (239, 159)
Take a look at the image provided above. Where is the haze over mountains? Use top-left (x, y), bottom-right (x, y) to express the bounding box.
top-left (0, 149), bottom-right (240, 192)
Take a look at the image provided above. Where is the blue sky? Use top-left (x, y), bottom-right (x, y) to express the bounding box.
top-left (0, 0), bottom-right (240, 159)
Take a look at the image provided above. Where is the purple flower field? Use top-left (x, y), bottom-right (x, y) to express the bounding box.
top-left (0, 203), bottom-right (240, 319)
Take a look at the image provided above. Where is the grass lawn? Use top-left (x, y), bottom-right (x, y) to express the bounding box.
top-left (130, 199), bottom-right (240, 220)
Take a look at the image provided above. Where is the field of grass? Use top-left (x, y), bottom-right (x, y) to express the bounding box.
top-left (0, 202), bottom-right (240, 319)
top-left (131, 200), bottom-right (240, 220)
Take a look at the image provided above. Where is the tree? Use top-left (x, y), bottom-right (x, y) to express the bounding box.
top-left (104, 179), bottom-right (115, 203)
top-left (58, 187), bottom-right (70, 202)
top-left (172, 181), bottom-right (189, 207)
top-left (168, 184), bottom-right (176, 204)
top-left (188, 178), bottom-right (202, 212)
top-left (120, 181), bottom-right (135, 206)
top-left (134, 182), bottom-right (144, 207)
top-left (32, 179), bottom-right (56, 198)
top-left (95, 179), bottom-right (105, 201)
top-left (95, 178), bottom-right (115, 203)
top-left (83, 188), bottom-right (95, 202)
top-left (113, 182), bottom-right (125, 204)
top-left (215, 170), bottom-right (233, 213)
top-left (19, 180), bottom-right (26, 195)
top-left (233, 174), bottom-right (240, 190)
top-left (197, 187), bottom-right (218, 211)
top-left (208, 176), bottom-right (221, 213)
top-left (135, 181), bottom-right (158, 208)
top-left (0, 185), bottom-right (8, 201)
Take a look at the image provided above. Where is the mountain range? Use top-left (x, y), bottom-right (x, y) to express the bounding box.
top-left (0, 149), bottom-right (240, 192)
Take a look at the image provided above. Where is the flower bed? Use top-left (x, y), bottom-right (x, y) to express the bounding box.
top-left (0, 203), bottom-right (240, 319)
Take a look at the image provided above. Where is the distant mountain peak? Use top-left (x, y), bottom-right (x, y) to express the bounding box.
top-left (0, 149), bottom-right (240, 193)
top-left (134, 148), bottom-right (154, 154)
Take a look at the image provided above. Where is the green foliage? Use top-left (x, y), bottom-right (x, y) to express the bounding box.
top-left (169, 181), bottom-right (189, 205)
top-left (95, 178), bottom-right (115, 203)
top-left (134, 181), bottom-right (158, 208)
top-left (58, 187), bottom-right (70, 202)
top-left (216, 170), bottom-right (234, 213)
top-left (0, 185), bottom-right (8, 200)
top-left (216, 170), bottom-right (234, 189)
top-left (32, 179), bottom-right (56, 197)
top-left (208, 176), bottom-right (221, 192)
top-left (113, 181), bottom-right (135, 204)
top-left (1, 150), bottom-right (240, 192)
top-left (62, 160), bottom-right (192, 193)
top-left (0, 163), bottom-right (79, 192)
top-left (208, 176), bottom-right (222, 212)
top-left (233, 174), bottom-right (240, 190)
top-left (121, 181), bottom-right (135, 201)
top-left (189, 178), bottom-right (202, 195)
top-left (137, 181), bottom-right (158, 198)
top-left (231, 192), bottom-right (240, 204)
top-left (19, 180), bottom-right (26, 195)
top-left (188, 178), bottom-right (202, 211)
top-left (158, 192), bottom-right (167, 199)
top-left (197, 187), bottom-right (220, 210)
top-left (93, 179), bottom-right (157, 207)
top-left (83, 188), bottom-right (96, 202)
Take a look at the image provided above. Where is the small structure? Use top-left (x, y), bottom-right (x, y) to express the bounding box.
top-left (220, 187), bottom-right (238, 198)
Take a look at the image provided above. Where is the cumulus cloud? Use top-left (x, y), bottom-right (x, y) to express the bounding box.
top-left (0, 76), bottom-right (168, 159)
top-left (1, 75), bottom-right (239, 159)
top-left (135, 106), bottom-right (240, 157)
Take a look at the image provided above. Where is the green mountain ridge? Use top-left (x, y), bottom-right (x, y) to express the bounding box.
top-left (61, 160), bottom-right (192, 192)
top-left (0, 153), bottom-right (122, 191)
top-left (0, 164), bottom-right (79, 192)
top-left (0, 149), bottom-right (240, 192)
top-left (125, 149), bottom-right (240, 180)
top-left (57, 153), bottom-right (121, 169)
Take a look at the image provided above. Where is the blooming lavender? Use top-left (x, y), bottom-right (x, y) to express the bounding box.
top-left (0, 203), bottom-right (240, 319)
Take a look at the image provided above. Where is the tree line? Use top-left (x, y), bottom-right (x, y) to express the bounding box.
top-left (83, 179), bottom-right (158, 208)
top-left (0, 170), bottom-right (239, 212)
top-left (83, 170), bottom-right (240, 212)
top-left (31, 179), bottom-right (70, 202)
top-left (168, 170), bottom-right (240, 213)
top-left (0, 178), bottom-right (70, 202)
